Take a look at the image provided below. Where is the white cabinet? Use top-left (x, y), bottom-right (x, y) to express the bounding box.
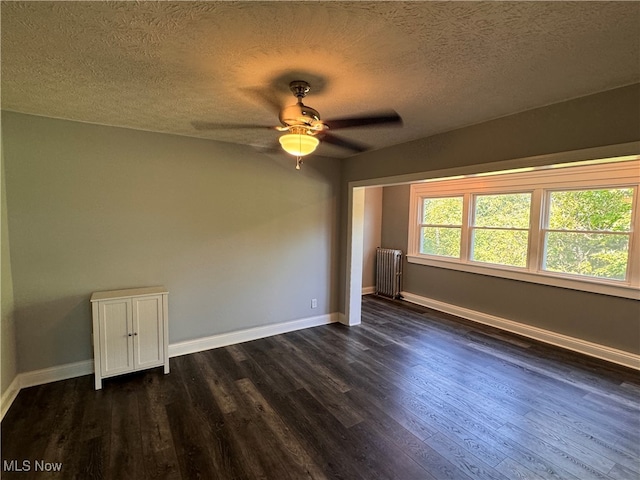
top-left (91, 286), bottom-right (169, 390)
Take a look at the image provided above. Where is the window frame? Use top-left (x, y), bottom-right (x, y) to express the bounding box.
top-left (407, 157), bottom-right (640, 300)
top-left (418, 195), bottom-right (464, 258)
top-left (469, 191), bottom-right (533, 269)
top-left (540, 187), bottom-right (635, 282)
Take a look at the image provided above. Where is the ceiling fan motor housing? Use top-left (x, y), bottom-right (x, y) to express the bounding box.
top-left (278, 80), bottom-right (325, 132)
top-left (279, 103), bottom-right (322, 128)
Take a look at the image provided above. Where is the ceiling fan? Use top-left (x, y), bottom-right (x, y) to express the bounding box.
top-left (193, 80), bottom-right (403, 169)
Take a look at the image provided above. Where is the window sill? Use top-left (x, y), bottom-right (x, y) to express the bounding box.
top-left (407, 254), bottom-right (640, 300)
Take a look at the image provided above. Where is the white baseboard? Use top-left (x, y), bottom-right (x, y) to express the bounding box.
top-left (1, 375), bottom-right (21, 420)
top-left (0, 312), bottom-right (339, 421)
top-left (19, 359), bottom-right (94, 389)
top-left (169, 312), bottom-right (338, 358)
top-left (362, 286), bottom-right (376, 295)
top-left (401, 291), bottom-right (640, 371)
top-left (1, 360), bottom-right (94, 421)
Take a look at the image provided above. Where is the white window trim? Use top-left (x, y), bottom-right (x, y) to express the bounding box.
top-left (408, 156), bottom-right (640, 300)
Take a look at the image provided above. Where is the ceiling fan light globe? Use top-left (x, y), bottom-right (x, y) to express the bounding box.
top-left (279, 133), bottom-right (319, 157)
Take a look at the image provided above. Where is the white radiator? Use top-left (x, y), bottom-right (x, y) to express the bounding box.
top-left (375, 248), bottom-right (403, 299)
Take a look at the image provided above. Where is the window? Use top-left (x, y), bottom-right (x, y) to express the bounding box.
top-left (408, 156), bottom-right (640, 299)
top-left (420, 196), bottom-right (463, 258)
top-left (471, 193), bottom-right (531, 268)
top-left (543, 188), bottom-right (633, 280)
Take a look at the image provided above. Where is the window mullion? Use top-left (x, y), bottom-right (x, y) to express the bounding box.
top-left (408, 191), bottom-right (421, 256)
top-left (529, 188), bottom-right (544, 273)
top-left (627, 186), bottom-right (640, 286)
top-left (460, 193), bottom-right (472, 262)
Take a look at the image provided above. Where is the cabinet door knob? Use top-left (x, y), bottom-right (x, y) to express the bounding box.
top-left (134, 332), bottom-right (138, 336)
top-left (128, 333), bottom-right (133, 337)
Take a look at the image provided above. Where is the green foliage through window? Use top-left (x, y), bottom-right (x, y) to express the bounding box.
top-left (422, 197), bottom-right (463, 225)
top-left (420, 196), bottom-right (463, 257)
top-left (544, 188), bottom-right (633, 280)
top-left (545, 232), bottom-right (629, 280)
top-left (471, 193), bottom-right (531, 267)
top-left (472, 230), bottom-right (529, 267)
top-left (421, 227), bottom-right (461, 257)
top-left (548, 189), bottom-right (632, 231)
top-left (474, 193), bottom-right (531, 228)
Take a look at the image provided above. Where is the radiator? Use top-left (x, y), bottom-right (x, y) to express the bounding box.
top-left (375, 248), bottom-right (403, 299)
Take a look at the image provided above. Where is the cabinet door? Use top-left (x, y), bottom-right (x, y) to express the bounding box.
top-left (132, 294), bottom-right (164, 369)
top-left (99, 299), bottom-right (134, 376)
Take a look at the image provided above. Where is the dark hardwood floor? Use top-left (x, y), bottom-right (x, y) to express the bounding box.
top-left (2, 295), bottom-right (639, 479)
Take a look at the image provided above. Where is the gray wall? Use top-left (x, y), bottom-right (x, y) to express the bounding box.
top-left (342, 84), bottom-right (640, 355)
top-left (343, 84), bottom-right (640, 183)
top-left (2, 112), bottom-right (341, 373)
top-left (362, 187), bottom-right (383, 290)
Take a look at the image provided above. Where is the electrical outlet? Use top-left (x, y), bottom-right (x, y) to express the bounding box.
top-left (311, 298), bottom-right (318, 309)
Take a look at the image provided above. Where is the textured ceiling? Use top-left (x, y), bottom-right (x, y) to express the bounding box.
top-left (1, 1), bottom-right (639, 158)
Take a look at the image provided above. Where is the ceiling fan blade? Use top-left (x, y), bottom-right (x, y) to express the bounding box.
top-left (321, 132), bottom-right (369, 153)
top-left (324, 110), bottom-right (403, 130)
top-left (192, 121), bottom-right (276, 131)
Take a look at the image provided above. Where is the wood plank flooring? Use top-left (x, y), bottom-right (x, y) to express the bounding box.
top-left (2, 295), bottom-right (639, 479)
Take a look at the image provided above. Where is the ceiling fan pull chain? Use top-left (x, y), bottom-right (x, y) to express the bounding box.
top-left (296, 156), bottom-right (303, 170)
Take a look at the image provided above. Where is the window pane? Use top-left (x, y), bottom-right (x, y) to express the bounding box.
top-left (471, 230), bottom-right (528, 267)
top-left (548, 188), bottom-right (633, 232)
top-left (544, 232), bottom-right (629, 280)
top-left (421, 227), bottom-right (461, 257)
top-left (423, 197), bottom-right (463, 225)
top-left (474, 193), bottom-right (531, 228)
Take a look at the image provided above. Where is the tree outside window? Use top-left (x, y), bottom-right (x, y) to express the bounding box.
top-left (471, 193), bottom-right (531, 268)
top-left (420, 196), bottom-right (463, 258)
top-left (543, 188), bottom-right (633, 280)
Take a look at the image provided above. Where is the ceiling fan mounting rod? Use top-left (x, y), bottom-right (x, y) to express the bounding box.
top-left (289, 80), bottom-right (311, 100)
